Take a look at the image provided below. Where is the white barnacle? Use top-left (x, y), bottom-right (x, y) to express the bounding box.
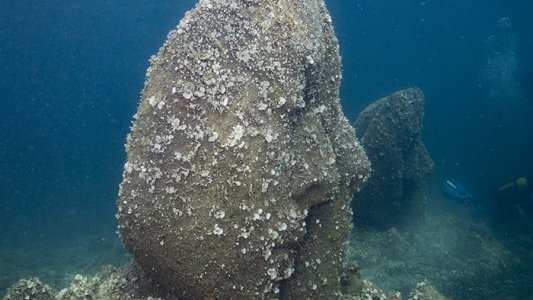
top-left (170, 117), bottom-right (181, 131)
top-left (236, 49), bottom-right (252, 63)
top-left (223, 24), bottom-right (232, 33)
top-left (289, 208), bottom-right (298, 219)
top-left (259, 81), bottom-right (270, 98)
top-left (267, 268), bottom-right (277, 280)
top-left (212, 62), bottom-right (221, 74)
top-left (148, 95), bottom-right (157, 107)
top-left (314, 104), bottom-right (326, 114)
top-left (214, 210), bottom-right (225, 219)
top-left (263, 248), bottom-right (272, 260)
top-left (263, 128), bottom-right (277, 143)
top-left (194, 87), bottom-right (206, 98)
top-left (172, 208), bottom-right (183, 218)
top-left (213, 224), bottom-right (224, 236)
top-left (257, 102), bottom-right (268, 111)
top-left (183, 90), bottom-right (193, 100)
top-left (277, 97), bottom-right (287, 108)
top-left (226, 124), bottom-right (245, 147)
top-left (124, 162), bottom-right (134, 174)
top-left (293, 95), bottom-right (305, 109)
top-left (261, 181), bottom-right (269, 193)
top-left (268, 228), bottom-right (279, 239)
top-left (165, 186), bottom-right (177, 194)
top-left (204, 78), bottom-right (216, 86)
top-left (208, 131), bottom-right (219, 142)
top-left (151, 143), bottom-right (163, 153)
top-left (221, 96), bottom-right (229, 107)
top-left (284, 267), bottom-right (294, 279)
top-left (174, 151), bottom-right (183, 160)
top-left (239, 230), bottom-right (250, 239)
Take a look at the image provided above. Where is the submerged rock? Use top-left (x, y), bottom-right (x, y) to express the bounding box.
top-left (55, 268), bottom-right (127, 300)
top-left (346, 214), bottom-right (517, 299)
top-left (2, 278), bottom-right (55, 300)
top-left (339, 264), bottom-right (445, 300)
top-left (6, 265), bottom-right (443, 300)
top-left (117, 0), bottom-right (369, 299)
top-left (2, 267), bottom-right (156, 300)
top-left (353, 88), bottom-right (433, 229)
top-left (408, 280), bottom-right (448, 300)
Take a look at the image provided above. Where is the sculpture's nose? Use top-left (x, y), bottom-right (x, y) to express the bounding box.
top-left (288, 118), bottom-right (340, 209)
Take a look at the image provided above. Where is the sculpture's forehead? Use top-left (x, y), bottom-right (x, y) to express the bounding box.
top-left (124, 3), bottom-right (348, 207)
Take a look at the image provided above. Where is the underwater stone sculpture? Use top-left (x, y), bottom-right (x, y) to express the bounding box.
top-left (117, 0), bottom-right (370, 299)
top-left (352, 88), bottom-right (433, 229)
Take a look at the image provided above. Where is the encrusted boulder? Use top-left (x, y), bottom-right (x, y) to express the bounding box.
top-left (2, 278), bottom-right (55, 300)
top-left (1, 267), bottom-right (154, 300)
top-left (353, 88), bottom-right (433, 229)
top-left (117, 0), bottom-right (370, 299)
top-left (408, 280), bottom-right (449, 300)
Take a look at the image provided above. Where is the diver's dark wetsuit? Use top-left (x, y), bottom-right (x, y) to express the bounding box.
top-left (490, 177), bottom-right (533, 234)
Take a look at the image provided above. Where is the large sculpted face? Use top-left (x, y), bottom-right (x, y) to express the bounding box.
top-left (117, 1), bottom-right (369, 299)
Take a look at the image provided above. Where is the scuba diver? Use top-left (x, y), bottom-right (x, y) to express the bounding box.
top-left (443, 178), bottom-right (481, 216)
top-left (443, 179), bottom-right (474, 202)
top-left (490, 176), bottom-right (533, 233)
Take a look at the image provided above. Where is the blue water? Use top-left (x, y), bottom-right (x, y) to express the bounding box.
top-left (1, 0), bottom-right (532, 298)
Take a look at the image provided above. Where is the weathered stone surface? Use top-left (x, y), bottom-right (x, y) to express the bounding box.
top-left (117, 0), bottom-right (370, 299)
top-left (353, 88), bottom-right (433, 229)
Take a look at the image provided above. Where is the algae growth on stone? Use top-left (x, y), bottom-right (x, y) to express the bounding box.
top-left (117, 0), bottom-right (370, 299)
